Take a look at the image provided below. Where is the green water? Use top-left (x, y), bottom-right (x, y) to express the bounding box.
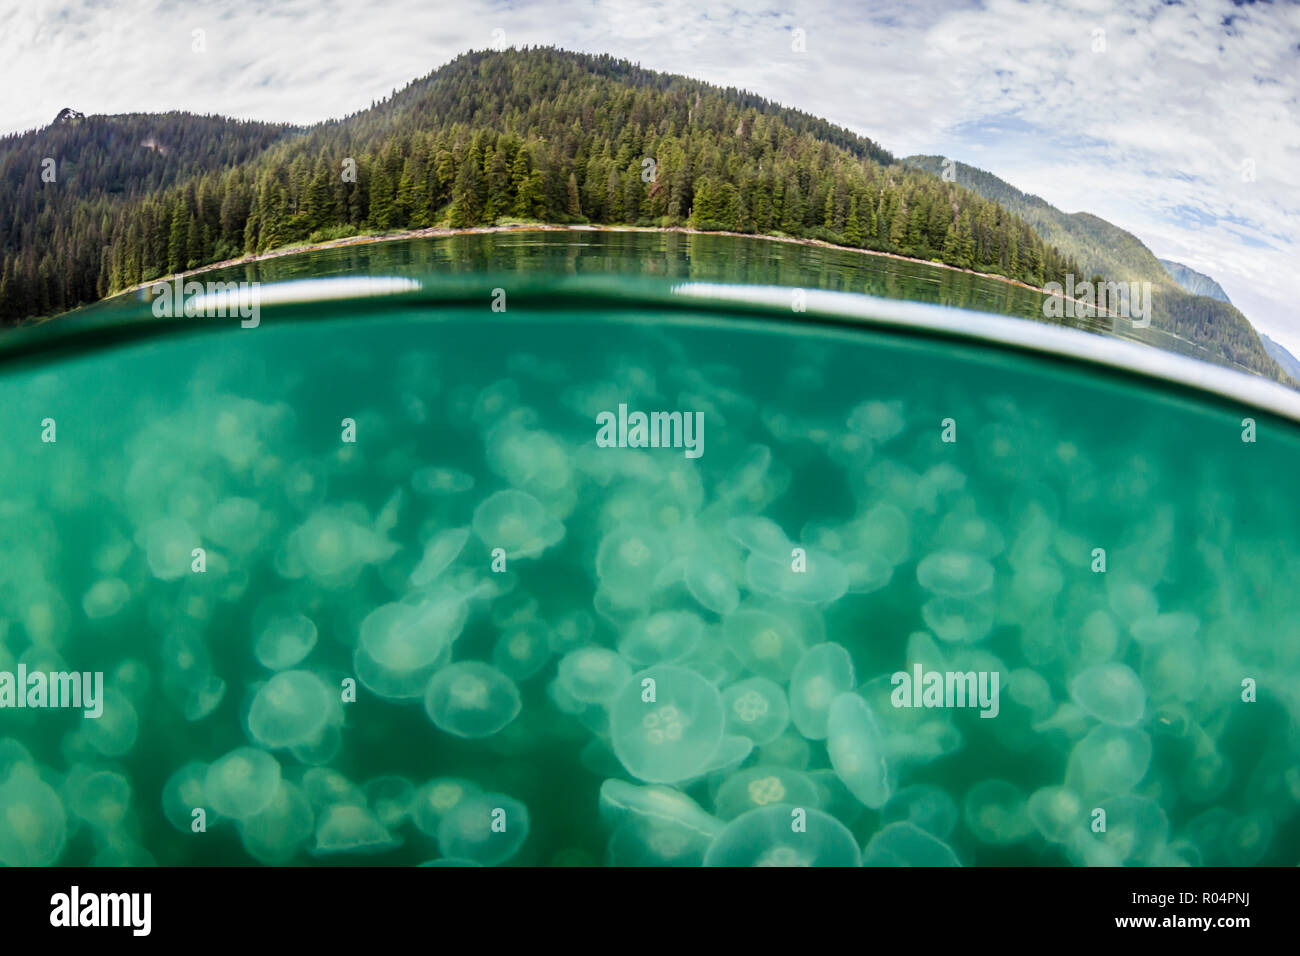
top-left (1, 236), bottom-right (1298, 867)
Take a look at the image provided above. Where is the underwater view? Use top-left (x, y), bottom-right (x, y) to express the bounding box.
top-left (1, 234), bottom-right (1298, 869)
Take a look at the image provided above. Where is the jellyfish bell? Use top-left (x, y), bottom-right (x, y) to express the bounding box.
top-left (724, 515), bottom-right (792, 559)
top-left (355, 598), bottom-right (464, 699)
top-left (253, 612), bottom-right (318, 670)
top-left (472, 489), bottom-right (565, 560)
top-left (1066, 725), bottom-right (1153, 798)
top-left (203, 747), bottom-right (281, 821)
top-left (66, 767), bottom-right (132, 832)
top-left (83, 689), bottom-right (139, 757)
top-left (408, 527), bottom-right (471, 588)
top-left (313, 803), bottom-right (399, 856)
top-left (0, 766), bottom-right (66, 866)
top-left (1027, 785), bottom-right (1084, 844)
top-left (962, 779), bottom-right (1032, 846)
top-left (684, 552), bottom-right (741, 616)
top-left (921, 594), bottom-right (995, 644)
top-left (619, 611), bottom-right (705, 666)
top-left (411, 466), bottom-right (475, 496)
top-left (239, 780), bottom-right (314, 865)
top-left (162, 762), bottom-right (209, 833)
top-left (363, 776), bottom-right (416, 830)
top-left (862, 821), bottom-right (961, 867)
top-left (492, 620), bottom-right (552, 680)
top-left (722, 605), bottom-right (807, 682)
top-left (704, 804), bottom-right (861, 867)
top-left (556, 647), bottom-right (633, 705)
top-left (424, 662), bottom-right (521, 739)
top-left (609, 664), bottom-right (725, 784)
top-left (598, 779), bottom-right (723, 842)
top-left (140, 517), bottom-right (197, 581)
top-left (1068, 662), bottom-right (1145, 726)
top-left (247, 670), bottom-right (338, 749)
top-left (881, 785), bottom-right (959, 840)
top-left (722, 676), bottom-right (790, 745)
top-left (826, 693), bottom-right (890, 810)
top-left (714, 766), bottom-right (820, 821)
top-left (595, 525), bottom-right (668, 607)
top-left (789, 643), bottom-right (856, 740)
top-left (437, 793), bottom-right (529, 866)
top-left (745, 546), bottom-right (849, 605)
top-left (847, 399), bottom-right (906, 442)
top-left (916, 551), bottom-right (994, 599)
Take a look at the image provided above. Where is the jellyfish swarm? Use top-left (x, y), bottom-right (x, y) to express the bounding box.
top-left (424, 662), bottom-right (521, 739)
top-left (704, 805), bottom-right (861, 867)
top-left (609, 665), bottom-right (725, 784)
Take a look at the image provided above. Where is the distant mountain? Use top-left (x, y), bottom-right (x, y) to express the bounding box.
top-left (1, 48), bottom-right (1083, 325)
top-left (1158, 258), bottom-right (1232, 303)
top-left (1261, 334), bottom-right (1300, 386)
top-left (904, 155), bottom-right (1286, 383)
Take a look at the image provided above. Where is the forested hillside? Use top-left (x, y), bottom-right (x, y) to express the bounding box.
top-left (904, 155), bottom-right (1286, 381)
top-left (0, 48), bottom-right (1082, 323)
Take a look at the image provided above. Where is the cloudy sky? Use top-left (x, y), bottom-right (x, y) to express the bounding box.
top-left (4, 0), bottom-right (1298, 352)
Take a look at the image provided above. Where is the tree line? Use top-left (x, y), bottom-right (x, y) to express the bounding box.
top-left (0, 48), bottom-right (1082, 323)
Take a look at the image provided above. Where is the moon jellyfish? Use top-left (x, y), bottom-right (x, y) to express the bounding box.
top-left (724, 515), bottom-right (792, 558)
top-left (745, 547), bottom-right (849, 605)
top-left (239, 781), bottom-right (314, 864)
top-left (610, 664), bottom-right (725, 784)
top-left (704, 805), bottom-right (861, 867)
top-left (83, 689), bottom-right (139, 757)
top-left (1066, 725), bottom-right (1152, 797)
top-left (205, 497), bottom-right (265, 553)
top-left (313, 804), bottom-right (398, 855)
top-left (595, 525), bottom-right (668, 606)
top-left (140, 517), bottom-right (197, 580)
top-left (547, 609), bottom-right (594, 654)
top-left (412, 778), bottom-right (482, 837)
top-left (827, 693), bottom-right (890, 810)
top-left (67, 768), bottom-right (132, 831)
top-left (1106, 575), bottom-right (1158, 622)
top-left (1130, 611), bottom-right (1199, 645)
top-left (916, 551), bottom-right (994, 598)
top-left (287, 508), bottom-right (398, 588)
top-left (723, 606), bottom-right (806, 682)
top-left (863, 821), bottom-right (961, 866)
top-left (847, 399), bottom-right (906, 442)
top-left (162, 762), bottom-right (209, 833)
top-left (254, 612), bottom-right (318, 670)
top-left (363, 776), bottom-right (416, 830)
top-left (409, 527), bottom-right (471, 588)
top-left (714, 766), bottom-right (820, 821)
top-left (204, 747), bottom-right (281, 820)
top-left (1069, 662), bottom-right (1145, 726)
top-left (921, 595), bottom-right (995, 644)
top-left (684, 553), bottom-right (740, 615)
top-left (355, 598), bottom-right (464, 699)
top-left (600, 784), bottom-right (723, 867)
top-left (1074, 794), bottom-right (1168, 865)
top-left (962, 779), bottom-right (1032, 845)
top-left (881, 784), bottom-right (959, 840)
top-left (1027, 785), bottom-right (1084, 844)
top-left (722, 676), bottom-right (790, 745)
top-left (437, 793), bottom-right (529, 866)
top-left (424, 662), bottom-right (521, 739)
top-left (0, 768), bottom-right (67, 865)
top-left (82, 578), bottom-right (130, 620)
top-left (850, 503), bottom-right (910, 566)
top-left (789, 643), bottom-right (855, 739)
top-left (412, 466), bottom-right (475, 496)
top-left (492, 620), bottom-right (551, 680)
top-left (247, 670), bottom-right (337, 749)
top-left (556, 647), bottom-right (633, 705)
top-left (472, 489), bottom-right (564, 559)
top-left (619, 611), bottom-right (704, 665)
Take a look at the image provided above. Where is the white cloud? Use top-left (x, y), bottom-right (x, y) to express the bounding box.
top-left (3, 0), bottom-right (1297, 352)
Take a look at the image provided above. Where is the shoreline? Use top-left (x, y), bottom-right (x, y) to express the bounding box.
top-left (103, 222), bottom-right (1121, 316)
